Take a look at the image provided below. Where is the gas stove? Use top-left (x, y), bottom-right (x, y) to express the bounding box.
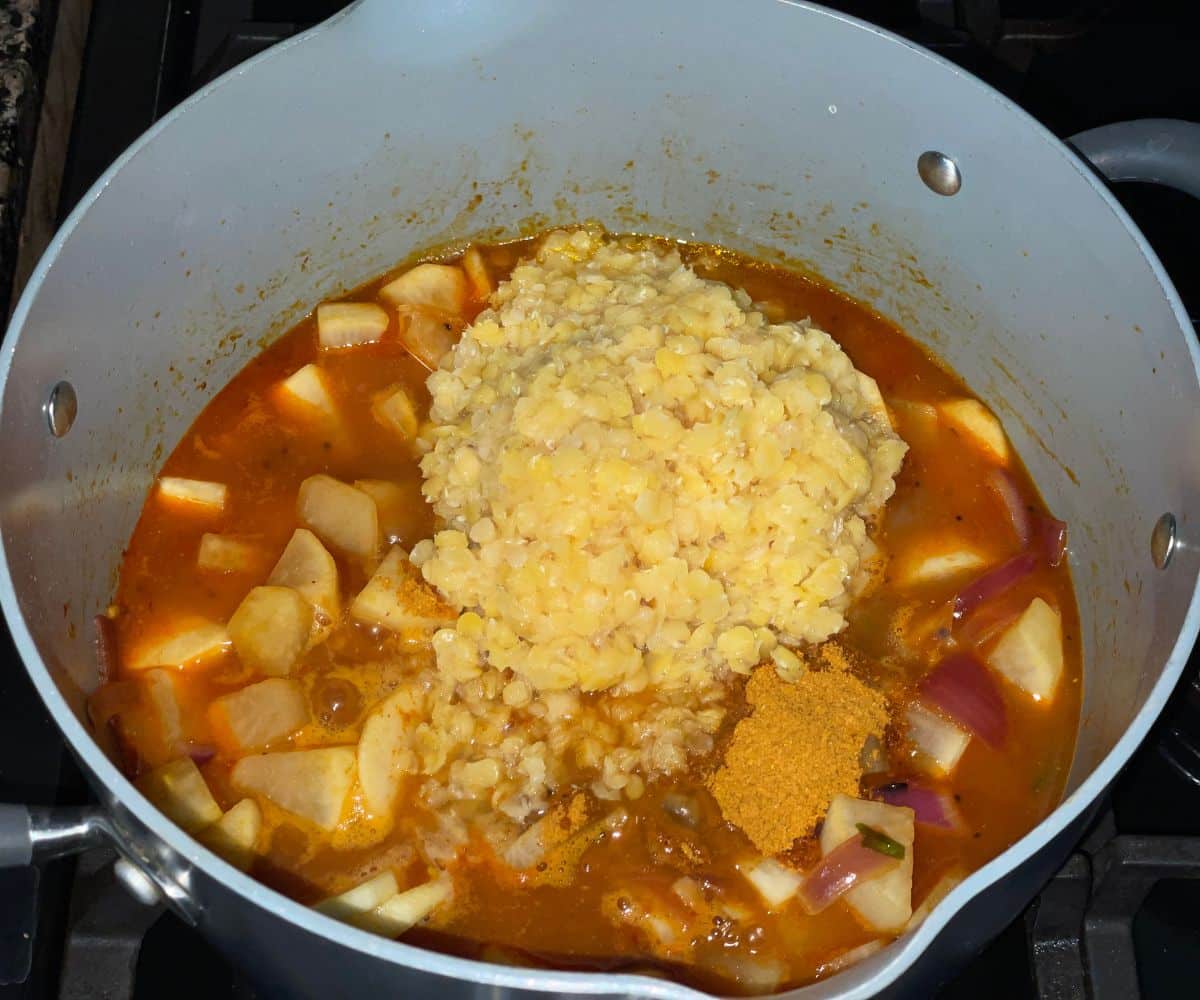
top-left (1, 2), bottom-right (1198, 998)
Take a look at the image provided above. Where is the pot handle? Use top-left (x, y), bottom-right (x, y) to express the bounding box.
top-left (0, 804), bottom-right (111, 867)
top-left (1068, 118), bottom-right (1200, 200)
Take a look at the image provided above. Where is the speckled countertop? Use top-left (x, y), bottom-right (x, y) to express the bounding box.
top-left (0, 0), bottom-right (58, 319)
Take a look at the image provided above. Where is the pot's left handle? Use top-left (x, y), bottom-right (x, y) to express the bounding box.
top-left (0, 804), bottom-right (111, 866)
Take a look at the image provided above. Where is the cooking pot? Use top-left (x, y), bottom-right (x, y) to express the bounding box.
top-left (1, 1), bottom-right (1198, 996)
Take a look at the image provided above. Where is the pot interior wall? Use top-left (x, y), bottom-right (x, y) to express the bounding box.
top-left (2, 0), bottom-right (1197, 806)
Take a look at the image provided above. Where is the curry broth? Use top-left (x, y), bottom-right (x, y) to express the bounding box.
top-left (102, 235), bottom-right (1080, 993)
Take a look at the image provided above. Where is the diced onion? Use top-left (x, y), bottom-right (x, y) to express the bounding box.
top-left (952, 552), bottom-right (1037, 623)
top-left (877, 782), bottom-right (964, 830)
top-left (1039, 515), bottom-right (1068, 567)
top-left (918, 653), bottom-right (1007, 747)
top-left (986, 468), bottom-right (1031, 547)
top-left (796, 834), bottom-right (900, 915)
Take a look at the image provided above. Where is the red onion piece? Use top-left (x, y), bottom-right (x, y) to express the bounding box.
top-left (1039, 515), bottom-right (1068, 567)
top-left (877, 782), bottom-right (964, 830)
top-left (985, 469), bottom-right (1031, 547)
top-left (94, 614), bottom-right (118, 684)
top-left (796, 834), bottom-right (900, 915)
top-left (919, 653), bottom-right (1008, 747)
top-left (178, 742), bottom-right (217, 765)
top-left (952, 551), bottom-right (1038, 622)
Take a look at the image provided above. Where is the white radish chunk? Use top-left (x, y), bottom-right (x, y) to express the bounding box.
top-left (314, 871), bottom-right (399, 921)
top-left (227, 586), bottom-right (314, 677)
top-left (275, 363), bottom-right (339, 423)
top-left (297, 474), bottom-right (380, 567)
top-left (127, 622), bottom-right (231, 671)
top-left (199, 798), bottom-right (262, 871)
top-left (267, 528), bottom-right (340, 630)
top-left (905, 703), bottom-right (971, 775)
top-left (139, 757), bottom-right (223, 832)
top-left (316, 302), bottom-right (389, 350)
top-left (142, 668), bottom-right (184, 750)
top-left (351, 546), bottom-right (456, 636)
top-left (894, 540), bottom-right (987, 588)
top-left (197, 534), bottom-right (261, 574)
top-left (231, 747), bottom-right (356, 830)
top-left (354, 479), bottom-right (425, 548)
top-left (819, 794), bottom-right (915, 933)
top-left (371, 385), bottom-right (420, 440)
top-left (158, 477), bottom-right (227, 513)
top-left (743, 857), bottom-right (804, 910)
top-left (938, 398), bottom-right (1010, 464)
top-left (357, 688), bottom-right (420, 817)
top-left (380, 263), bottom-right (468, 314)
top-left (357, 877), bottom-right (452, 937)
top-left (988, 597), bottom-right (1064, 702)
top-left (208, 677), bottom-right (309, 753)
top-left (904, 868), bottom-right (964, 932)
top-left (461, 247), bottom-right (493, 300)
top-left (396, 306), bottom-right (463, 370)
top-left (888, 399), bottom-right (939, 439)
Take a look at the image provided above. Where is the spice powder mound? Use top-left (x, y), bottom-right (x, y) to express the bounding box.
top-left (709, 666), bottom-right (888, 855)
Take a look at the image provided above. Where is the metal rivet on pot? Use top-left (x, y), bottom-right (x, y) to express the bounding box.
top-left (918, 151), bottom-right (962, 196)
top-left (113, 857), bottom-right (163, 906)
top-left (45, 380), bottom-right (77, 438)
top-left (1151, 512), bottom-right (1177, 570)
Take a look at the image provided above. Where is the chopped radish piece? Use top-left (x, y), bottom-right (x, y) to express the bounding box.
top-left (919, 653), bottom-right (1007, 747)
top-left (314, 871), bottom-right (399, 921)
top-left (267, 529), bottom-right (339, 630)
top-left (877, 782), bottom-right (964, 830)
top-left (197, 534), bottom-right (260, 573)
top-left (1039, 516), bottom-right (1068, 567)
top-left (461, 247), bottom-right (493, 300)
top-left (127, 622), bottom-right (231, 671)
top-left (357, 877), bottom-right (452, 936)
top-left (351, 546), bottom-right (456, 636)
top-left (354, 478), bottom-right (425, 548)
top-left (275, 363), bottom-right (339, 423)
top-left (818, 939), bottom-right (886, 977)
top-left (157, 477), bottom-right (227, 512)
top-left (938, 398), bottom-right (1010, 464)
top-left (199, 798), bottom-right (262, 870)
top-left (227, 586), bottom-right (314, 677)
top-left (953, 551), bottom-right (1038, 623)
top-left (316, 302), bottom-right (389, 350)
top-left (905, 704), bottom-right (971, 775)
top-left (797, 833), bottom-right (900, 915)
top-left (138, 757), bottom-right (222, 832)
top-left (357, 688), bottom-right (420, 816)
top-left (986, 468), bottom-right (1031, 546)
top-left (894, 540), bottom-right (987, 588)
top-left (904, 868), bottom-right (965, 932)
top-left (988, 597), bottom-right (1064, 702)
top-left (142, 668), bottom-right (184, 752)
top-left (297, 474), bottom-right (380, 567)
top-left (818, 794), bottom-right (915, 932)
top-left (231, 746), bottom-right (356, 830)
top-left (743, 857), bottom-right (804, 909)
top-left (371, 384), bottom-right (420, 440)
top-left (380, 263), bottom-right (469, 314)
top-left (396, 306), bottom-right (464, 370)
top-left (208, 677), bottom-right (309, 753)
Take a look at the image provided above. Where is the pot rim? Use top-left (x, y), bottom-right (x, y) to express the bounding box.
top-left (2, 1), bottom-right (1198, 997)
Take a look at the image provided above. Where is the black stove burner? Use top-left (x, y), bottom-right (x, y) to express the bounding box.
top-left (3, 1), bottom-right (1200, 999)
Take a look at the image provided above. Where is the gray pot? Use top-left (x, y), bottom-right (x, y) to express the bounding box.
top-left (2, 2), bottom-right (1199, 997)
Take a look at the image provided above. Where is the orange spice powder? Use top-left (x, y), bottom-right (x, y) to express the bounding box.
top-left (708, 665), bottom-right (888, 855)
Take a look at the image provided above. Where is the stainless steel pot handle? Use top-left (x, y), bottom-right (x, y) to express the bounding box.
top-left (1069, 118), bottom-right (1200, 200)
top-left (0, 803), bottom-right (111, 866)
